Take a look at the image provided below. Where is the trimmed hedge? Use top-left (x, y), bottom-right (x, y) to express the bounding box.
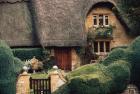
top-left (0, 40), bottom-right (23, 94)
top-left (12, 48), bottom-right (44, 61)
top-left (66, 60), bottom-right (130, 94)
top-left (101, 48), bottom-right (127, 66)
top-left (127, 37), bottom-right (140, 87)
top-left (106, 60), bottom-right (131, 93)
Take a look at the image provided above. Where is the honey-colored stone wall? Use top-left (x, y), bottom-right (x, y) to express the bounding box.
top-left (85, 7), bottom-right (134, 49)
top-left (16, 72), bottom-right (31, 94)
top-left (71, 48), bottom-right (81, 70)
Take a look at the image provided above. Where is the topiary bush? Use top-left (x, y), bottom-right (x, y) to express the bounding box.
top-left (66, 60), bottom-right (130, 94)
top-left (106, 60), bottom-right (131, 94)
top-left (126, 37), bottom-right (140, 88)
top-left (101, 48), bottom-right (127, 66)
top-left (0, 40), bottom-right (23, 94)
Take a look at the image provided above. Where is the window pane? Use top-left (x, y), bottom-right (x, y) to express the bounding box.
top-left (100, 41), bottom-right (104, 52)
top-left (105, 16), bottom-right (109, 25)
top-left (94, 42), bottom-right (98, 52)
top-left (106, 41), bottom-right (110, 52)
top-left (99, 15), bottom-right (104, 26)
top-left (93, 16), bottom-right (97, 25)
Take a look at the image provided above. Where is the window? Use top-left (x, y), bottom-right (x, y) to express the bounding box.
top-left (99, 15), bottom-right (104, 26)
top-left (93, 16), bottom-right (97, 26)
top-left (93, 41), bottom-right (110, 53)
top-left (94, 42), bottom-right (98, 52)
top-left (93, 14), bottom-right (109, 27)
top-left (104, 16), bottom-right (109, 26)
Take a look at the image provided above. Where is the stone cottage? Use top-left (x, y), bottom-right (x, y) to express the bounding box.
top-left (0, 0), bottom-right (135, 71)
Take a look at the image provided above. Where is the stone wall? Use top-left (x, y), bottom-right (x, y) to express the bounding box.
top-left (71, 48), bottom-right (81, 70)
top-left (16, 72), bottom-right (31, 94)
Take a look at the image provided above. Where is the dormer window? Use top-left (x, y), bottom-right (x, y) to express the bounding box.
top-left (93, 14), bottom-right (109, 27)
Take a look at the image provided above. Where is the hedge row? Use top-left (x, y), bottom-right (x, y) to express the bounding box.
top-left (12, 48), bottom-right (44, 61)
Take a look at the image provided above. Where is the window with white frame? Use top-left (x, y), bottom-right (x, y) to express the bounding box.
top-left (93, 41), bottom-right (110, 54)
top-left (93, 14), bottom-right (109, 27)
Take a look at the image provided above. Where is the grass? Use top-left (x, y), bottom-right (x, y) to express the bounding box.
top-left (31, 73), bottom-right (48, 79)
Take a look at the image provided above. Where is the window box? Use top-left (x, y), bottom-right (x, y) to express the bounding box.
top-left (88, 26), bottom-right (113, 39)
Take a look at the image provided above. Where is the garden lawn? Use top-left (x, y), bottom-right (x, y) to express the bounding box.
top-left (31, 73), bottom-right (48, 79)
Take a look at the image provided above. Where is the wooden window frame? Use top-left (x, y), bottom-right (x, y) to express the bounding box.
top-left (93, 15), bottom-right (98, 27)
top-left (93, 41), bottom-right (111, 55)
top-left (93, 14), bottom-right (109, 27)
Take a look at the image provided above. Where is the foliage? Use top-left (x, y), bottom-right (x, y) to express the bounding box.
top-left (0, 40), bottom-right (23, 94)
top-left (43, 56), bottom-right (57, 71)
top-left (53, 84), bottom-right (70, 94)
top-left (111, 45), bottom-right (128, 51)
top-left (117, 0), bottom-right (140, 36)
top-left (75, 46), bottom-right (99, 65)
top-left (12, 48), bottom-right (44, 61)
top-left (126, 37), bottom-right (140, 87)
top-left (101, 48), bottom-right (127, 65)
top-left (87, 26), bottom-right (113, 40)
top-left (106, 60), bottom-right (131, 93)
top-left (66, 60), bottom-right (130, 94)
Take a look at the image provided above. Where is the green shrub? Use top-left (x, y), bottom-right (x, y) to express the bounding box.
top-left (102, 48), bottom-right (127, 65)
top-left (106, 60), bottom-right (131, 93)
top-left (53, 84), bottom-right (70, 94)
top-left (68, 65), bottom-right (113, 94)
top-left (0, 40), bottom-right (23, 94)
top-left (117, 0), bottom-right (140, 36)
top-left (111, 45), bottom-right (128, 51)
top-left (127, 37), bottom-right (140, 87)
top-left (13, 57), bottom-right (24, 74)
top-left (67, 64), bottom-right (101, 79)
top-left (65, 60), bottom-right (130, 94)
top-left (12, 48), bottom-right (44, 61)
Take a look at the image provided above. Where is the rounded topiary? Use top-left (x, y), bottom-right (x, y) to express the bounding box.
top-left (67, 64), bottom-right (114, 94)
top-left (0, 40), bottom-right (23, 94)
top-left (101, 48), bottom-right (127, 66)
top-left (106, 60), bottom-right (131, 94)
top-left (127, 37), bottom-right (140, 88)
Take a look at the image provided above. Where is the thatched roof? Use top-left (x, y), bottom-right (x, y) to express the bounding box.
top-left (0, 0), bottom-right (36, 47)
top-left (0, 0), bottom-right (129, 47)
top-left (0, 0), bottom-right (28, 3)
top-left (31, 0), bottom-right (117, 47)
